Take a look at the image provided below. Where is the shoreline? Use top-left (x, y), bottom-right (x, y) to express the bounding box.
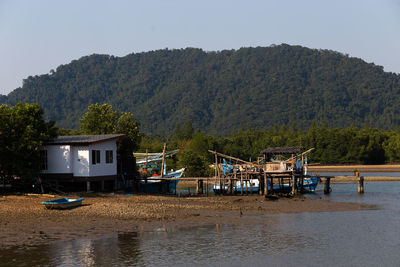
top-left (0, 194), bottom-right (376, 249)
top-left (308, 164), bottom-right (400, 172)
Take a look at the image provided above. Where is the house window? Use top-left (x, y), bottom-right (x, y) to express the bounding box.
top-left (106, 150), bottom-right (113, 164)
top-left (40, 150), bottom-right (48, 170)
top-left (92, 150), bottom-right (100, 164)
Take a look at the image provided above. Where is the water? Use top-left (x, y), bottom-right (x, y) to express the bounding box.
top-left (313, 171), bottom-right (400, 177)
top-left (1, 182), bottom-right (400, 266)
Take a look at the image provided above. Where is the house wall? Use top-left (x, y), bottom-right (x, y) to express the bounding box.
top-left (41, 145), bottom-right (72, 174)
top-left (88, 141), bottom-right (117, 177)
top-left (71, 146), bottom-right (90, 177)
top-left (41, 140), bottom-right (118, 178)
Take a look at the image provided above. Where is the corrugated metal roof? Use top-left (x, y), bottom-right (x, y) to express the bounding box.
top-left (45, 134), bottom-right (125, 145)
top-left (260, 147), bottom-right (304, 155)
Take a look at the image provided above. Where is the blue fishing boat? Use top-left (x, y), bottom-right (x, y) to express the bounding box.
top-left (213, 177), bottom-right (320, 194)
top-left (139, 168), bottom-right (185, 193)
top-left (135, 148), bottom-right (184, 194)
top-left (41, 197), bottom-right (84, 209)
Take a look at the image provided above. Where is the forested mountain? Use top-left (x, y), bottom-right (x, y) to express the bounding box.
top-left (2, 44), bottom-right (400, 135)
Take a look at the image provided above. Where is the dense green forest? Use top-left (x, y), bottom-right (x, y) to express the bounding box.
top-left (147, 123), bottom-right (400, 176)
top-left (1, 44), bottom-right (400, 135)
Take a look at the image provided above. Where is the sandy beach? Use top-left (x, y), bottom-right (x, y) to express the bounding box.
top-left (0, 193), bottom-right (376, 249)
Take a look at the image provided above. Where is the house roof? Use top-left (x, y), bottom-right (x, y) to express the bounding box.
top-left (260, 147), bottom-right (304, 155)
top-left (45, 134), bottom-right (125, 146)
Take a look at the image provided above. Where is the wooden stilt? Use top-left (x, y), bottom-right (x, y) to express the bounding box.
top-left (229, 175), bottom-right (234, 195)
top-left (101, 180), bottom-right (105, 191)
top-left (324, 178), bottom-right (331, 194)
top-left (300, 174), bottom-right (304, 194)
top-left (291, 172), bottom-right (296, 195)
top-left (263, 172), bottom-right (268, 196)
top-left (259, 175), bottom-right (263, 196)
top-left (196, 179), bottom-right (204, 195)
top-left (270, 176), bottom-right (274, 194)
top-left (245, 171), bottom-right (249, 195)
top-left (86, 181), bottom-right (91, 192)
top-left (38, 177), bottom-right (45, 194)
top-left (206, 177), bottom-right (209, 197)
top-left (249, 174), bottom-right (253, 194)
top-left (358, 176), bottom-right (364, 194)
top-left (240, 171), bottom-right (244, 196)
top-left (234, 171), bottom-right (237, 195)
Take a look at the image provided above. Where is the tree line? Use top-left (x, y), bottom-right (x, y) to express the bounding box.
top-left (143, 122), bottom-right (400, 177)
top-left (2, 102), bottom-right (400, 182)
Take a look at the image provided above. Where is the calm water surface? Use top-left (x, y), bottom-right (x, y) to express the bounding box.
top-left (1, 182), bottom-right (400, 266)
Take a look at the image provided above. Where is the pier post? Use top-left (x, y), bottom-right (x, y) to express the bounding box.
top-left (324, 178), bottom-right (331, 194)
top-left (86, 181), bottom-right (91, 192)
top-left (229, 175), bottom-right (233, 195)
top-left (240, 171), bottom-right (244, 195)
top-left (234, 171), bottom-right (237, 195)
top-left (270, 176), bottom-right (274, 194)
top-left (299, 174), bottom-right (304, 194)
top-left (263, 172), bottom-right (268, 196)
top-left (358, 176), bottom-right (364, 194)
top-left (196, 179), bottom-right (204, 195)
top-left (101, 180), bottom-right (105, 191)
top-left (259, 174), bottom-right (264, 196)
top-left (291, 172), bottom-right (296, 195)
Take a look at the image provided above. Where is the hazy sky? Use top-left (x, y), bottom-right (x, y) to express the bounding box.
top-left (1, 0), bottom-right (399, 95)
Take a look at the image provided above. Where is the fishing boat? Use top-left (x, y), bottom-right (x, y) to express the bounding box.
top-left (213, 176), bottom-right (320, 194)
top-left (139, 168), bottom-right (185, 193)
top-left (134, 148), bottom-right (184, 193)
top-left (41, 197), bottom-right (84, 209)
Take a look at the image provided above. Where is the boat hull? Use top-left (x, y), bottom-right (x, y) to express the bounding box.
top-left (213, 177), bottom-right (320, 194)
top-left (139, 168), bottom-right (184, 194)
top-left (41, 198), bottom-right (84, 209)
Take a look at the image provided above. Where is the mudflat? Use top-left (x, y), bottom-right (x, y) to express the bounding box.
top-left (0, 194), bottom-right (376, 249)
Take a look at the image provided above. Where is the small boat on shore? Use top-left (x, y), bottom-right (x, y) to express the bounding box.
top-left (41, 197), bottom-right (84, 209)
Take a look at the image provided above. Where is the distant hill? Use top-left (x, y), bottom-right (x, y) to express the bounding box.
top-left (2, 44), bottom-right (400, 135)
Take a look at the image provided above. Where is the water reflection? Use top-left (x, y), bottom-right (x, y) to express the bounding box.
top-left (0, 232), bottom-right (141, 267)
top-left (1, 182), bottom-right (400, 266)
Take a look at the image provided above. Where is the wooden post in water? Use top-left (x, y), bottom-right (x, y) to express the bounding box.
top-left (196, 179), bottom-right (204, 195)
top-left (206, 177), bottom-right (209, 197)
top-left (245, 170), bottom-right (249, 195)
top-left (240, 171), bottom-right (244, 195)
top-left (230, 174), bottom-right (234, 195)
top-left (234, 171), bottom-right (237, 195)
top-left (270, 176), bottom-right (274, 194)
top-left (249, 173), bottom-right (253, 194)
top-left (324, 177), bottom-right (331, 194)
top-left (299, 173), bottom-right (304, 194)
top-left (145, 149), bottom-right (148, 193)
top-left (259, 174), bottom-right (263, 196)
top-left (263, 172), bottom-right (268, 196)
top-left (291, 171), bottom-right (296, 195)
top-left (358, 176), bottom-right (364, 194)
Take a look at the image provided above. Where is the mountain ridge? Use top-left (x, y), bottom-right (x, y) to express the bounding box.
top-left (2, 44), bottom-right (400, 135)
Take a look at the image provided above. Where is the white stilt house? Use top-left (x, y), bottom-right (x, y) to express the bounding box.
top-left (40, 134), bottom-right (125, 191)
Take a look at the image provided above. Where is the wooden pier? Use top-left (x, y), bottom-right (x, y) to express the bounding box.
top-left (207, 147), bottom-right (310, 196)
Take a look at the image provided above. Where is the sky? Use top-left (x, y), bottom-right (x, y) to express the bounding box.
top-left (0, 0), bottom-right (400, 95)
